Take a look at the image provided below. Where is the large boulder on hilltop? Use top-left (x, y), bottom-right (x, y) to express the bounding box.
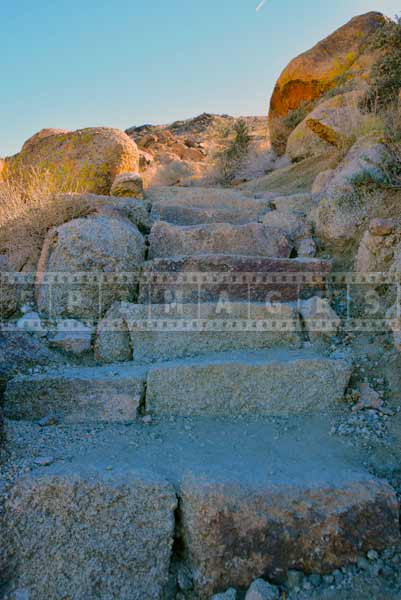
top-left (4, 127), bottom-right (139, 195)
top-left (36, 215), bottom-right (145, 319)
top-left (268, 12), bottom-right (385, 151)
top-left (286, 91), bottom-right (362, 161)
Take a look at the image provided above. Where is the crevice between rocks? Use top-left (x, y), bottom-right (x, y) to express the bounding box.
top-left (137, 381), bottom-right (147, 417)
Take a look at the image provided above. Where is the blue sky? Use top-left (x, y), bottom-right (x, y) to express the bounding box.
top-left (1, 1), bottom-right (400, 156)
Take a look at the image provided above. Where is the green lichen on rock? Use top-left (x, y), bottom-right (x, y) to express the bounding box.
top-left (4, 127), bottom-right (139, 195)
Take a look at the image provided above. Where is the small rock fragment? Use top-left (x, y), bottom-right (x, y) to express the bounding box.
top-left (37, 414), bottom-right (60, 427)
top-left (245, 578), bottom-right (279, 600)
top-left (17, 312), bottom-right (47, 337)
top-left (177, 564), bottom-right (193, 591)
top-left (357, 556), bottom-right (370, 571)
top-left (111, 172), bottom-right (144, 199)
top-left (369, 218), bottom-right (396, 236)
top-left (309, 574), bottom-right (322, 586)
top-left (286, 570), bottom-right (304, 590)
top-left (48, 319), bottom-right (93, 355)
top-left (211, 588), bottom-right (237, 600)
top-left (34, 456), bottom-right (55, 467)
top-left (297, 237), bottom-right (316, 258)
top-left (367, 549), bottom-right (379, 560)
top-left (352, 383), bottom-right (383, 412)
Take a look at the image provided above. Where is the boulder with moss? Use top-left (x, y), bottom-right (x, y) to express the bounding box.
top-left (268, 12), bottom-right (385, 152)
top-left (110, 172), bottom-right (144, 199)
top-left (286, 92), bottom-right (363, 161)
top-left (4, 127), bottom-right (139, 195)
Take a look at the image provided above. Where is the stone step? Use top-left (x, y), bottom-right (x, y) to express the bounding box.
top-left (139, 255), bottom-right (332, 304)
top-left (2, 417), bottom-right (399, 599)
top-left (150, 203), bottom-right (271, 226)
top-left (148, 221), bottom-right (292, 259)
top-left (5, 349), bottom-right (349, 422)
top-left (145, 186), bottom-right (273, 210)
top-left (4, 363), bottom-right (147, 423)
top-left (145, 349), bottom-right (351, 417)
top-left (94, 301), bottom-right (302, 364)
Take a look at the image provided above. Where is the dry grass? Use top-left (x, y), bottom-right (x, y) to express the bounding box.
top-left (239, 151), bottom-right (339, 195)
top-left (0, 168), bottom-right (90, 271)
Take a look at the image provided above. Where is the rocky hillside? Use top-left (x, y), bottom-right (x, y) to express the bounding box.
top-left (125, 113), bottom-right (269, 185)
top-left (1, 10), bottom-right (401, 600)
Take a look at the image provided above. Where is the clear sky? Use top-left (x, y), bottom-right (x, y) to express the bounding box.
top-left (1, 1), bottom-right (400, 156)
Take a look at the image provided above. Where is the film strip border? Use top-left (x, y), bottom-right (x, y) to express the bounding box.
top-left (2, 271), bottom-right (401, 285)
top-left (2, 317), bottom-right (401, 333)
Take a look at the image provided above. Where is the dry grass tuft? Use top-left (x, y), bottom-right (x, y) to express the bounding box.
top-left (0, 168), bottom-right (90, 271)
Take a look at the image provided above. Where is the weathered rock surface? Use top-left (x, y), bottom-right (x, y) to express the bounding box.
top-left (148, 221), bottom-right (292, 259)
top-left (300, 297), bottom-right (341, 343)
top-left (111, 172), bottom-right (144, 199)
top-left (1, 462), bottom-right (177, 600)
top-left (180, 470), bottom-right (398, 597)
top-left (268, 12), bottom-right (384, 149)
top-left (4, 127), bottom-right (139, 195)
top-left (146, 349), bottom-right (351, 416)
top-left (355, 224), bottom-right (399, 272)
top-left (48, 319), bottom-right (93, 354)
top-left (21, 128), bottom-right (70, 151)
top-left (245, 579), bottom-right (279, 600)
top-left (314, 137), bottom-right (387, 250)
top-left (57, 192), bottom-right (152, 231)
top-left (140, 255), bottom-right (332, 304)
top-left (150, 203), bottom-right (270, 226)
top-left (212, 589), bottom-right (238, 600)
top-left (5, 363), bottom-right (147, 423)
top-left (36, 215), bottom-right (145, 319)
top-left (286, 92), bottom-right (361, 161)
top-left (311, 169), bottom-right (335, 195)
top-left (145, 186), bottom-right (272, 210)
top-left (0, 331), bottom-right (63, 380)
top-left (1, 414), bottom-right (399, 599)
top-left (94, 301), bottom-right (302, 364)
top-left (16, 312), bottom-right (47, 337)
top-left (0, 255), bottom-right (18, 318)
top-left (261, 208), bottom-right (312, 250)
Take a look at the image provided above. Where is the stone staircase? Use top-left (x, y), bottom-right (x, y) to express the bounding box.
top-left (1, 187), bottom-right (399, 599)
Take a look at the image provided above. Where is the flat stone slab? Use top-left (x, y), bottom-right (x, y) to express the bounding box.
top-left (145, 186), bottom-right (272, 211)
top-left (148, 221), bottom-right (292, 259)
top-left (146, 349), bottom-right (351, 417)
top-left (4, 364), bottom-right (147, 423)
top-left (2, 462), bottom-right (176, 600)
top-left (95, 301), bottom-right (302, 364)
top-left (1, 417), bottom-right (398, 599)
top-left (181, 471), bottom-right (398, 597)
top-left (151, 203), bottom-right (271, 226)
top-left (139, 255), bottom-right (332, 304)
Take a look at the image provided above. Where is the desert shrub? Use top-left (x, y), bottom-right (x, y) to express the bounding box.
top-left (322, 74), bottom-right (356, 100)
top-left (211, 118), bottom-right (251, 185)
top-left (143, 159), bottom-right (197, 187)
top-left (350, 102), bottom-right (401, 191)
top-left (360, 16), bottom-right (401, 112)
top-left (0, 168), bottom-right (90, 270)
